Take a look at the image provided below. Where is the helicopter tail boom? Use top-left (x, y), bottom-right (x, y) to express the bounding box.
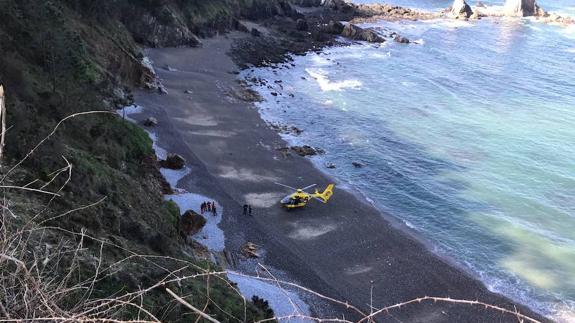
top-left (313, 184), bottom-right (334, 203)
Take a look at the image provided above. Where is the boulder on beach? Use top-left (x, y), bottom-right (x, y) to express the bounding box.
top-left (180, 210), bottom-right (206, 236)
top-left (450, 0), bottom-right (473, 18)
top-left (251, 28), bottom-right (261, 37)
top-left (161, 153), bottom-right (186, 170)
top-left (352, 161), bottom-right (364, 168)
top-left (296, 18), bottom-right (309, 31)
top-left (143, 117), bottom-right (158, 127)
top-left (341, 24), bottom-right (385, 43)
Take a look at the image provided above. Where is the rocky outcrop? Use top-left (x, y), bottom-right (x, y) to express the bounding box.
top-left (322, 20), bottom-right (345, 34)
top-left (450, 0), bottom-right (473, 18)
top-left (351, 3), bottom-right (440, 22)
top-left (291, 0), bottom-right (322, 7)
top-left (125, 6), bottom-right (201, 47)
top-left (160, 153), bottom-right (186, 170)
top-left (291, 145), bottom-right (325, 156)
top-left (503, 0), bottom-right (539, 17)
top-left (296, 18), bottom-right (309, 31)
top-left (180, 210), bottom-right (207, 236)
top-left (341, 24), bottom-right (385, 43)
top-left (323, 0), bottom-right (354, 12)
top-left (143, 117), bottom-right (158, 127)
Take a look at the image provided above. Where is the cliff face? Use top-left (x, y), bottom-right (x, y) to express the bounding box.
top-left (0, 0), bottom-right (294, 321)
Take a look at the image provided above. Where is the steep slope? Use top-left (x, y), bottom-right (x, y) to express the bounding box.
top-left (0, 0), bottom-right (295, 321)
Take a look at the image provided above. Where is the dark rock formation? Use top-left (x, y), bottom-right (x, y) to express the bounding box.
top-left (352, 161), bottom-right (364, 168)
top-left (296, 18), bottom-right (309, 31)
top-left (341, 24), bottom-right (385, 43)
top-left (161, 153), bottom-right (186, 170)
top-left (288, 145), bottom-right (325, 157)
top-left (450, 0), bottom-right (473, 19)
top-left (143, 117), bottom-right (158, 127)
top-left (324, 0), bottom-right (355, 12)
top-left (291, 0), bottom-right (322, 7)
top-left (504, 0), bottom-right (540, 17)
top-left (180, 210), bottom-right (207, 236)
top-left (251, 28), bottom-right (262, 37)
top-left (394, 35), bottom-right (410, 44)
top-left (323, 20), bottom-right (345, 34)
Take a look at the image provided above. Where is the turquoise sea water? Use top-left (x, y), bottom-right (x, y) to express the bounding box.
top-left (244, 1), bottom-right (575, 320)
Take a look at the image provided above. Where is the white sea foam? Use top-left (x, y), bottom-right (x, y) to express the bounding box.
top-left (226, 271), bottom-right (312, 322)
top-left (160, 167), bottom-right (191, 188)
top-left (117, 104), bottom-right (143, 123)
top-left (306, 68), bottom-right (362, 92)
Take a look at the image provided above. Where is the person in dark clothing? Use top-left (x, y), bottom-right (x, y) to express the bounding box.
top-left (206, 202), bottom-right (211, 212)
top-left (243, 204), bottom-right (248, 216)
top-left (201, 202), bottom-right (206, 214)
top-left (248, 205), bottom-right (253, 216)
top-left (212, 202), bottom-right (217, 216)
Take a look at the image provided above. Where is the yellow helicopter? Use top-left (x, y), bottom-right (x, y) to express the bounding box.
top-left (275, 183), bottom-right (335, 209)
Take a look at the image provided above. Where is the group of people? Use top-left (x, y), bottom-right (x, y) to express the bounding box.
top-left (201, 201), bottom-right (217, 216)
top-left (243, 204), bottom-right (253, 216)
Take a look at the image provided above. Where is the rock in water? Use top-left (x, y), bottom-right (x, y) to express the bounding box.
top-left (394, 35), bottom-right (410, 44)
top-left (180, 210), bottom-right (206, 236)
top-left (143, 117), bottom-right (158, 127)
top-left (450, 0), bottom-right (473, 18)
top-left (341, 24), bottom-right (385, 43)
top-left (503, 0), bottom-right (540, 17)
top-left (161, 153), bottom-right (186, 169)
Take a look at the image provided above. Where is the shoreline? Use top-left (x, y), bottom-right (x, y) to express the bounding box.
top-left (129, 30), bottom-right (549, 322)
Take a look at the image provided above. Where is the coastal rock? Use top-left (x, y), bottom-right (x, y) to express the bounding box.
top-left (341, 24), bottom-right (385, 43)
top-left (251, 28), bottom-right (262, 37)
top-left (296, 19), bottom-right (309, 31)
top-left (161, 153), bottom-right (186, 170)
top-left (352, 161), bottom-right (364, 168)
top-left (125, 7), bottom-right (201, 47)
top-left (323, 20), bottom-right (345, 34)
top-left (289, 145), bottom-right (324, 157)
top-left (180, 210), bottom-right (206, 236)
top-left (143, 117), bottom-right (158, 127)
top-left (241, 242), bottom-right (260, 258)
top-left (503, 0), bottom-right (539, 17)
top-left (394, 35), bottom-right (410, 44)
top-left (323, 0), bottom-right (354, 12)
top-left (450, 0), bottom-right (473, 19)
top-left (291, 0), bottom-right (322, 7)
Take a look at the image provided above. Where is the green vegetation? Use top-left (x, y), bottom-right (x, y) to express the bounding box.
top-left (0, 0), bottom-right (286, 321)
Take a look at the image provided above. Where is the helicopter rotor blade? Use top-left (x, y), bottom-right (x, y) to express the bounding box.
top-left (274, 182), bottom-right (298, 191)
top-left (302, 184), bottom-right (317, 191)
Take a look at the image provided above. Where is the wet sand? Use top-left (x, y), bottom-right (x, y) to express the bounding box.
top-left (133, 33), bottom-right (548, 322)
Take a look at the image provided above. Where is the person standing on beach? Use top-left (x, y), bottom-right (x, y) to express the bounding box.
top-left (212, 202), bottom-right (217, 216)
top-left (200, 202), bottom-right (205, 214)
top-left (243, 204), bottom-right (248, 216)
top-left (248, 205), bottom-right (252, 216)
top-left (206, 202), bottom-right (211, 213)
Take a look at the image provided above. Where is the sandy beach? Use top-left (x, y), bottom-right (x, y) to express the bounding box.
top-left (131, 33), bottom-right (548, 322)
